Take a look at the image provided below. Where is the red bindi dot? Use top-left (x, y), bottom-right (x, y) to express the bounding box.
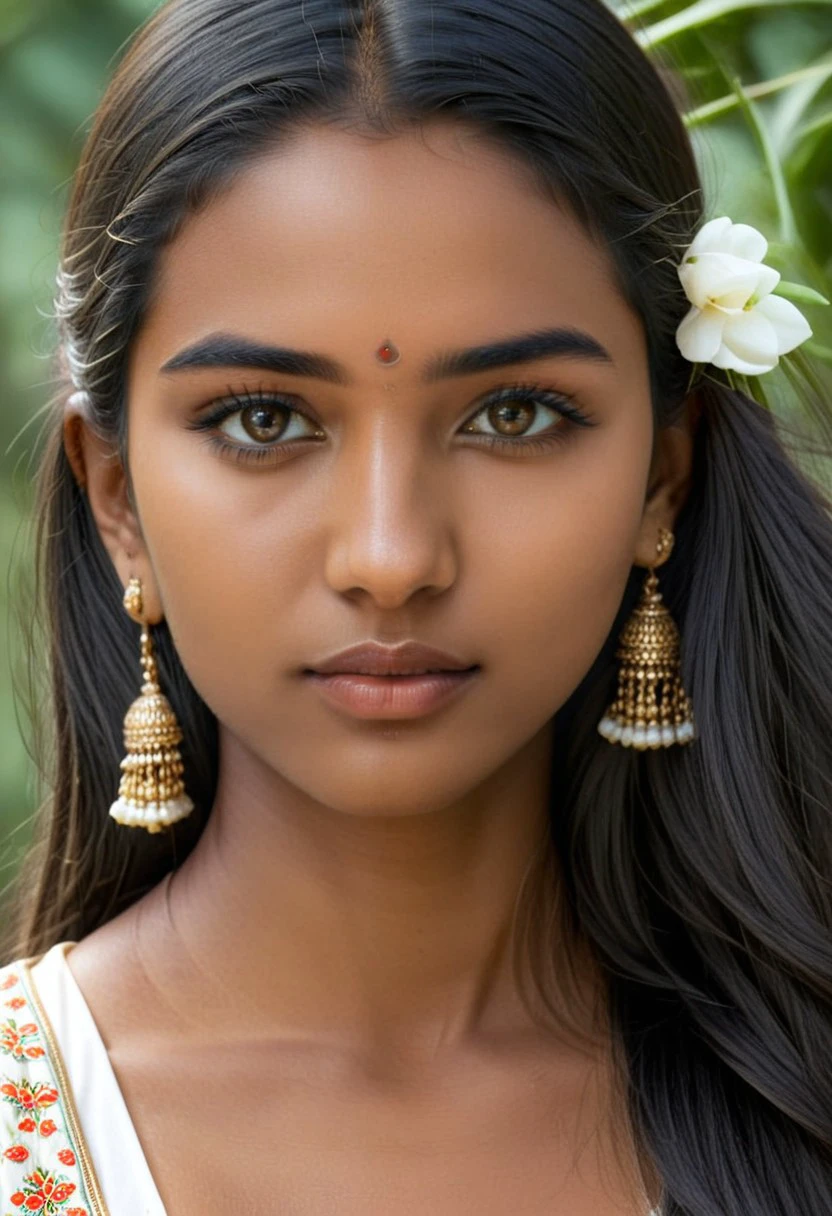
top-left (375, 340), bottom-right (401, 365)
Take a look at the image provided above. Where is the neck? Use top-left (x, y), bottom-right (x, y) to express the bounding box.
top-left (135, 722), bottom-right (592, 1065)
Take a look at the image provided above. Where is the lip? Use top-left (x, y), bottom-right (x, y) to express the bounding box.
top-left (306, 640), bottom-right (477, 677)
top-left (304, 669), bottom-right (481, 719)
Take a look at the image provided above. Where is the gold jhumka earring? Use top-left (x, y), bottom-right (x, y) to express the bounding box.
top-left (597, 527), bottom-right (696, 749)
top-left (109, 576), bottom-right (195, 832)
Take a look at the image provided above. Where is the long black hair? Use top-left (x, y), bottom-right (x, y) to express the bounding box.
top-left (3, 1), bottom-right (831, 1211)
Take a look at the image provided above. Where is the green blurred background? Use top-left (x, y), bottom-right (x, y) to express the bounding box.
top-left (1, 0), bottom-right (831, 884)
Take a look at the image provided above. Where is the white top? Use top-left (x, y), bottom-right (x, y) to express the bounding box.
top-left (0, 940), bottom-right (166, 1215)
top-left (1, 940), bottom-right (663, 1215)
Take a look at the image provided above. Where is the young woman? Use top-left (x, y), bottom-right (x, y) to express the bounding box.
top-left (1, 0), bottom-right (830, 1212)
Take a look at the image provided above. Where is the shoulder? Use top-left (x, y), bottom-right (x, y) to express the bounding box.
top-left (0, 952), bottom-right (92, 1210)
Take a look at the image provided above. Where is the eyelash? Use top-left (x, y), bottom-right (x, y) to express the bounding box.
top-left (186, 382), bottom-right (597, 466)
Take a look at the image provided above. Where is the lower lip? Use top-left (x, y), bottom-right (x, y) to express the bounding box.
top-left (304, 668), bottom-right (481, 718)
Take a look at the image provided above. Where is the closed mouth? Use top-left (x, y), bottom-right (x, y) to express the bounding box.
top-left (307, 666), bottom-right (480, 678)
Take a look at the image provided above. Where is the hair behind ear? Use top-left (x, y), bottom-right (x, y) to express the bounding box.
top-left (0, 418), bottom-right (218, 964)
top-left (551, 377), bottom-right (832, 1214)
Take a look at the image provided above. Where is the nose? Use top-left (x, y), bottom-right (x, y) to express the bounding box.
top-left (323, 421), bottom-right (458, 609)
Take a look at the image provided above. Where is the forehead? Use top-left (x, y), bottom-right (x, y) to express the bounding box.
top-left (137, 119), bottom-right (641, 373)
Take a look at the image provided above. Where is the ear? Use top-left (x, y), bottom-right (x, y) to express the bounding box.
top-left (634, 390), bottom-right (701, 568)
top-left (62, 393), bottom-right (164, 625)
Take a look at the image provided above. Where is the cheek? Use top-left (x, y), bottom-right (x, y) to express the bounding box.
top-left (130, 435), bottom-right (304, 704)
top-left (500, 517), bottom-right (635, 717)
top-left (468, 436), bottom-right (650, 725)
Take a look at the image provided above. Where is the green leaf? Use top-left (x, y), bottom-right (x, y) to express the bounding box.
top-left (683, 63), bottom-right (832, 128)
top-left (613, 0), bottom-right (671, 19)
top-left (773, 280), bottom-right (830, 306)
top-left (729, 73), bottom-right (798, 246)
top-left (769, 49), bottom-right (832, 155)
top-left (792, 109), bottom-right (832, 143)
top-left (634, 0), bottom-right (832, 49)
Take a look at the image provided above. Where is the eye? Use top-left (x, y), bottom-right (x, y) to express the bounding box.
top-left (220, 395), bottom-right (321, 446)
top-left (186, 388), bottom-right (325, 465)
top-left (460, 383), bottom-right (595, 454)
top-left (186, 382), bottom-right (596, 467)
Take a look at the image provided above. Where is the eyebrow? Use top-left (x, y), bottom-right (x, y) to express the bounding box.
top-left (158, 326), bottom-right (614, 383)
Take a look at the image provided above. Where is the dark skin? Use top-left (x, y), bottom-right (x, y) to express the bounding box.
top-left (62, 119), bottom-right (696, 1214)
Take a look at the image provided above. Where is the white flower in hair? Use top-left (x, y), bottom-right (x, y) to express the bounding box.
top-left (675, 216), bottom-right (813, 375)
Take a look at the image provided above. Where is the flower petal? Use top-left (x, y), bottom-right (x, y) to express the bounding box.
top-left (726, 222), bottom-right (767, 263)
top-left (753, 292), bottom-right (813, 354)
top-left (743, 262), bottom-right (781, 303)
top-left (715, 309), bottom-right (780, 374)
top-left (711, 344), bottom-right (777, 375)
top-left (679, 252), bottom-right (768, 311)
top-left (685, 216), bottom-right (733, 258)
top-left (675, 305), bottom-right (725, 363)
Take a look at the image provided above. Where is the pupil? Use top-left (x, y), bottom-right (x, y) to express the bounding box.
top-left (490, 402), bottom-right (533, 435)
top-left (242, 404), bottom-right (284, 442)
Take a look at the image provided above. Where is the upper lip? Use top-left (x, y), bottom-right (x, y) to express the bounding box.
top-left (306, 640), bottom-right (478, 676)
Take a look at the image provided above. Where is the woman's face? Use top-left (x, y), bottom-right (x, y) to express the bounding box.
top-left (75, 119), bottom-right (688, 818)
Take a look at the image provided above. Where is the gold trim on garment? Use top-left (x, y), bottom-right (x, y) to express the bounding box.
top-left (19, 952), bottom-right (112, 1216)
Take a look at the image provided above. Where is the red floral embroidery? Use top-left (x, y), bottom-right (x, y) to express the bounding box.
top-left (2, 1078), bottom-right (59, 1128)
top-left (0, 959), bottom-right (93, 1215)
top-left (1, 1018), bottom-right (46, 1063)
top-left (8, 1165), bottom-right (77, 1211)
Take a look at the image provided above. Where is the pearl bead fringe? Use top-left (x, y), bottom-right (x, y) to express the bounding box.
top-left (597, 716), bottom-right (695, 748)
top-left (108, 793), bottom-right (195, 832)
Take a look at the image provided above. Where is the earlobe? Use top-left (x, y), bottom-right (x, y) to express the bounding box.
top-left (62, 393), bottom-right (92, 492)
top-left (635, 393), bottom-right (700, 567)
top-left (63, 397), bottom-right (133, 559)
top-left (62, 395), bottom-right (162, 621)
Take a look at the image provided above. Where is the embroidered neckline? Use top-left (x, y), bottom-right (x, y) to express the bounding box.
top-left (8, 951), bottom-right (111, 1216)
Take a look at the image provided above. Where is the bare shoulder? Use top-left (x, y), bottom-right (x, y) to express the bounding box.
top-left (65, 903), bottom-right (158, 1051)
top-left (66, 906), bottom-right (133, 985)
